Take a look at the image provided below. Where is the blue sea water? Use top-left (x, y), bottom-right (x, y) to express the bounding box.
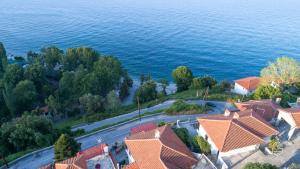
top-left (1, 0), bottom-right (300, 81)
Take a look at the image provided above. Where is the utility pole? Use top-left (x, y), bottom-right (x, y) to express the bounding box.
top-left (137, 96), bottom-right (142, 123)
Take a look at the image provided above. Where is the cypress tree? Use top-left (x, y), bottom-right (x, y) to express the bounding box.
top-left (54, 134), bottom-right (80, 161)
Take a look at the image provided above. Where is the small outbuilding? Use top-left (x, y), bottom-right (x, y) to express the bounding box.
top-left (232, 76), bottom-right (260, 95)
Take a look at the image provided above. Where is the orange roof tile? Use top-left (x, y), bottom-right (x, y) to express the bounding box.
top-left (278, 108), bottom-right (300, 128)
top-left (235, 110), bottom-right (279, 138)
top-left (125, 125), bottom-right (197, 169)
top-left (198, 115), bottom-right (265, 152)
top-left (122, 162), bottom-right (140, 169)
top-left (40, 144), bottom-right (112, 169)
top-left (235, 76), bottom-right (260, 91)
top-left (235, 99), bottom-right (280, 121)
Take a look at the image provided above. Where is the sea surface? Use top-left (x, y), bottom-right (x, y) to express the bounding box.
top-left (1, 0), bottom-right (300, 81)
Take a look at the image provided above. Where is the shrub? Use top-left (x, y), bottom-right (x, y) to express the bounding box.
top-left (165, 100), bottom-right (210, 115)
top-left (268, 136), bottom-right (280, 153)
top-left (158, 121), bottom-right (166, 127)
top-left (193, 136), bottom-right (211, 154)
top-left (173, 128), bottom-right (190, 147)
top-left (254, 85), bottom-right (282, 100)
top-left (243, 162), bottom-right (279, 169)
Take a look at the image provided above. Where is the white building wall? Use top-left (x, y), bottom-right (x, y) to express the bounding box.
top-left (219, 145), bottom-right (258, 157)
top-left (125, 149), bottom-right (135, 163)
top-left (277, 110), bottom-right (296, 127)
top-left (233, 83), bottom-right (251, 95)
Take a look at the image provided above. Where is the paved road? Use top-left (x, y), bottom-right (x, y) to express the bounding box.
top-left (10, 114), bottom-right (205, 169)
top-left (73, 100), bottom-right (232, 132)
top-left (8, 99), bottom-right (233, 169)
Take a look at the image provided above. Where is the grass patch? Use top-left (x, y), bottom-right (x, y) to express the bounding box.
top-left (165, 100), bottom-right (210, 115)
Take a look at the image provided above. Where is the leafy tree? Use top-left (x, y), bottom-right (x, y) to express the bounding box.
top-left (3, 64), bottom-right (24, 87)
top-left (24, 61), bottom-right (46, 91)
top-left (45, 94), bottom-right (61, 116)
top-left (134, 80), bottom-right (157, 104)
top-left (63, 47), bottom-right (98, 70)
top-left (105, 90), bottom-right (121, 112)
top-left (41, 46), bottom-right (63, 70)
top-left (243, 162), bottom-right (279, 169)
top-left (254, 85), bottom-right (282, 100)
top-left (0, 42), bottom-right (8, 77)
top-left (158, 78), bottom-right (169, 96)
top-left (119, 74), bottom-right (133, 100)
top-left (193, 136), bottom-right (211, 154)
top-left (54, 134), bottom-right (80, 162)
top-left (0, 114), bottom-right (54, 153)
top-left (172, 66), bottom-right (193, 92)
top-left (13, 80), bottom-right (37, 115)
top-left (79, 93), bottom-right (103, 114)
top-left (173, 128), bottom-right (190, 147)
top-left (261, 56), bottom-right (300, 86)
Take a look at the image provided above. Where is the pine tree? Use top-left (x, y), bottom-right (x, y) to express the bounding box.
top-left (54, 134), bottom-right (80, 161)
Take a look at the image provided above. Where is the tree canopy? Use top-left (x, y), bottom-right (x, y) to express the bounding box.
top-left (243, 162), bottom-right (279, 169)
top-left (54, 134), bottom-right (80, 162)
top-left (261, 57), bottom-right (300, 86)
top-left (172, 66), bottom-right (193, 92)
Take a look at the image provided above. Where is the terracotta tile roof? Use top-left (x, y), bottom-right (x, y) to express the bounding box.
top-left (122, 162), bottom-right (140, 169)
top-left (125, 125), bottom-right (197, 169)
top-left (198, 115), bottom-right (266, 152)
top-left (130, 122), bottom-right (157, 135)
top-left (235, 76), bottom-right (260, 91)
top-left (234, 110), bottom-right (279, 138)
top-left (278, 108), bottom-right (300, 128)
top-left (39, 144), bottom-right (112, 169)
top-left (235, 99), bottom-right (280, 121)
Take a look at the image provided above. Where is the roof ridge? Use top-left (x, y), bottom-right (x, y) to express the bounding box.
top-left (248, 113), bottom-right (278, 133)
top-left (160, 144), bottom-right (197, 163)
top-left (231, 120), bottom-right (265, 142)
top-left (158, 141), bottom-right (168, 169)
top-left (219, 120), bottom-right (233, 151)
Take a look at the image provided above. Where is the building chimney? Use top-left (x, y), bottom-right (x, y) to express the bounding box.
top-left (224, 109), bottom-right (231, 116)
top-left (103, 145), bottom-right (109, 155)
top-left (155, 130), bottom-right (160, 139)
top-left (233, 113), bottom-right (239, 119)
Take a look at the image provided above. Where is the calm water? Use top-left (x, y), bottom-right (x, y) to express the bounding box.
top-left (1, 0), bottom-right (300, 80)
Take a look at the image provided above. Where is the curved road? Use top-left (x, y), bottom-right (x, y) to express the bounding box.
top-left (8, 100), bottom-right (233, 169)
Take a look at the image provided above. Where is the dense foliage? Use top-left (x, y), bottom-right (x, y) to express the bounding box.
top-left (254, 85), bottom-right (282, 100)
top-left (134, 80), bottom-right (157, 104)
top-left (54, 134), bottom-right (80, 161)
top-left (0, 114), bottom-right (56, 156)
top-left (192, 136), bottom-right (211, 154)
top-left (243, 163), bottom-right (279, 169)
top-left (173, 128), bottom-right (191, 147)
top-left (0, 44), bottom-right (132, 123)
top-left (172, 66), bottom-right (193, 92)
top-left (261, 56), bottom-right (300, 86)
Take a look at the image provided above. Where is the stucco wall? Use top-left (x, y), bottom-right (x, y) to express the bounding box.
top-left (233, 83), bottom-right (251, 95)
top-left (277, 110), bottom-right (296, 127)
top-left (125, 149), bottom-right (135, 163)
